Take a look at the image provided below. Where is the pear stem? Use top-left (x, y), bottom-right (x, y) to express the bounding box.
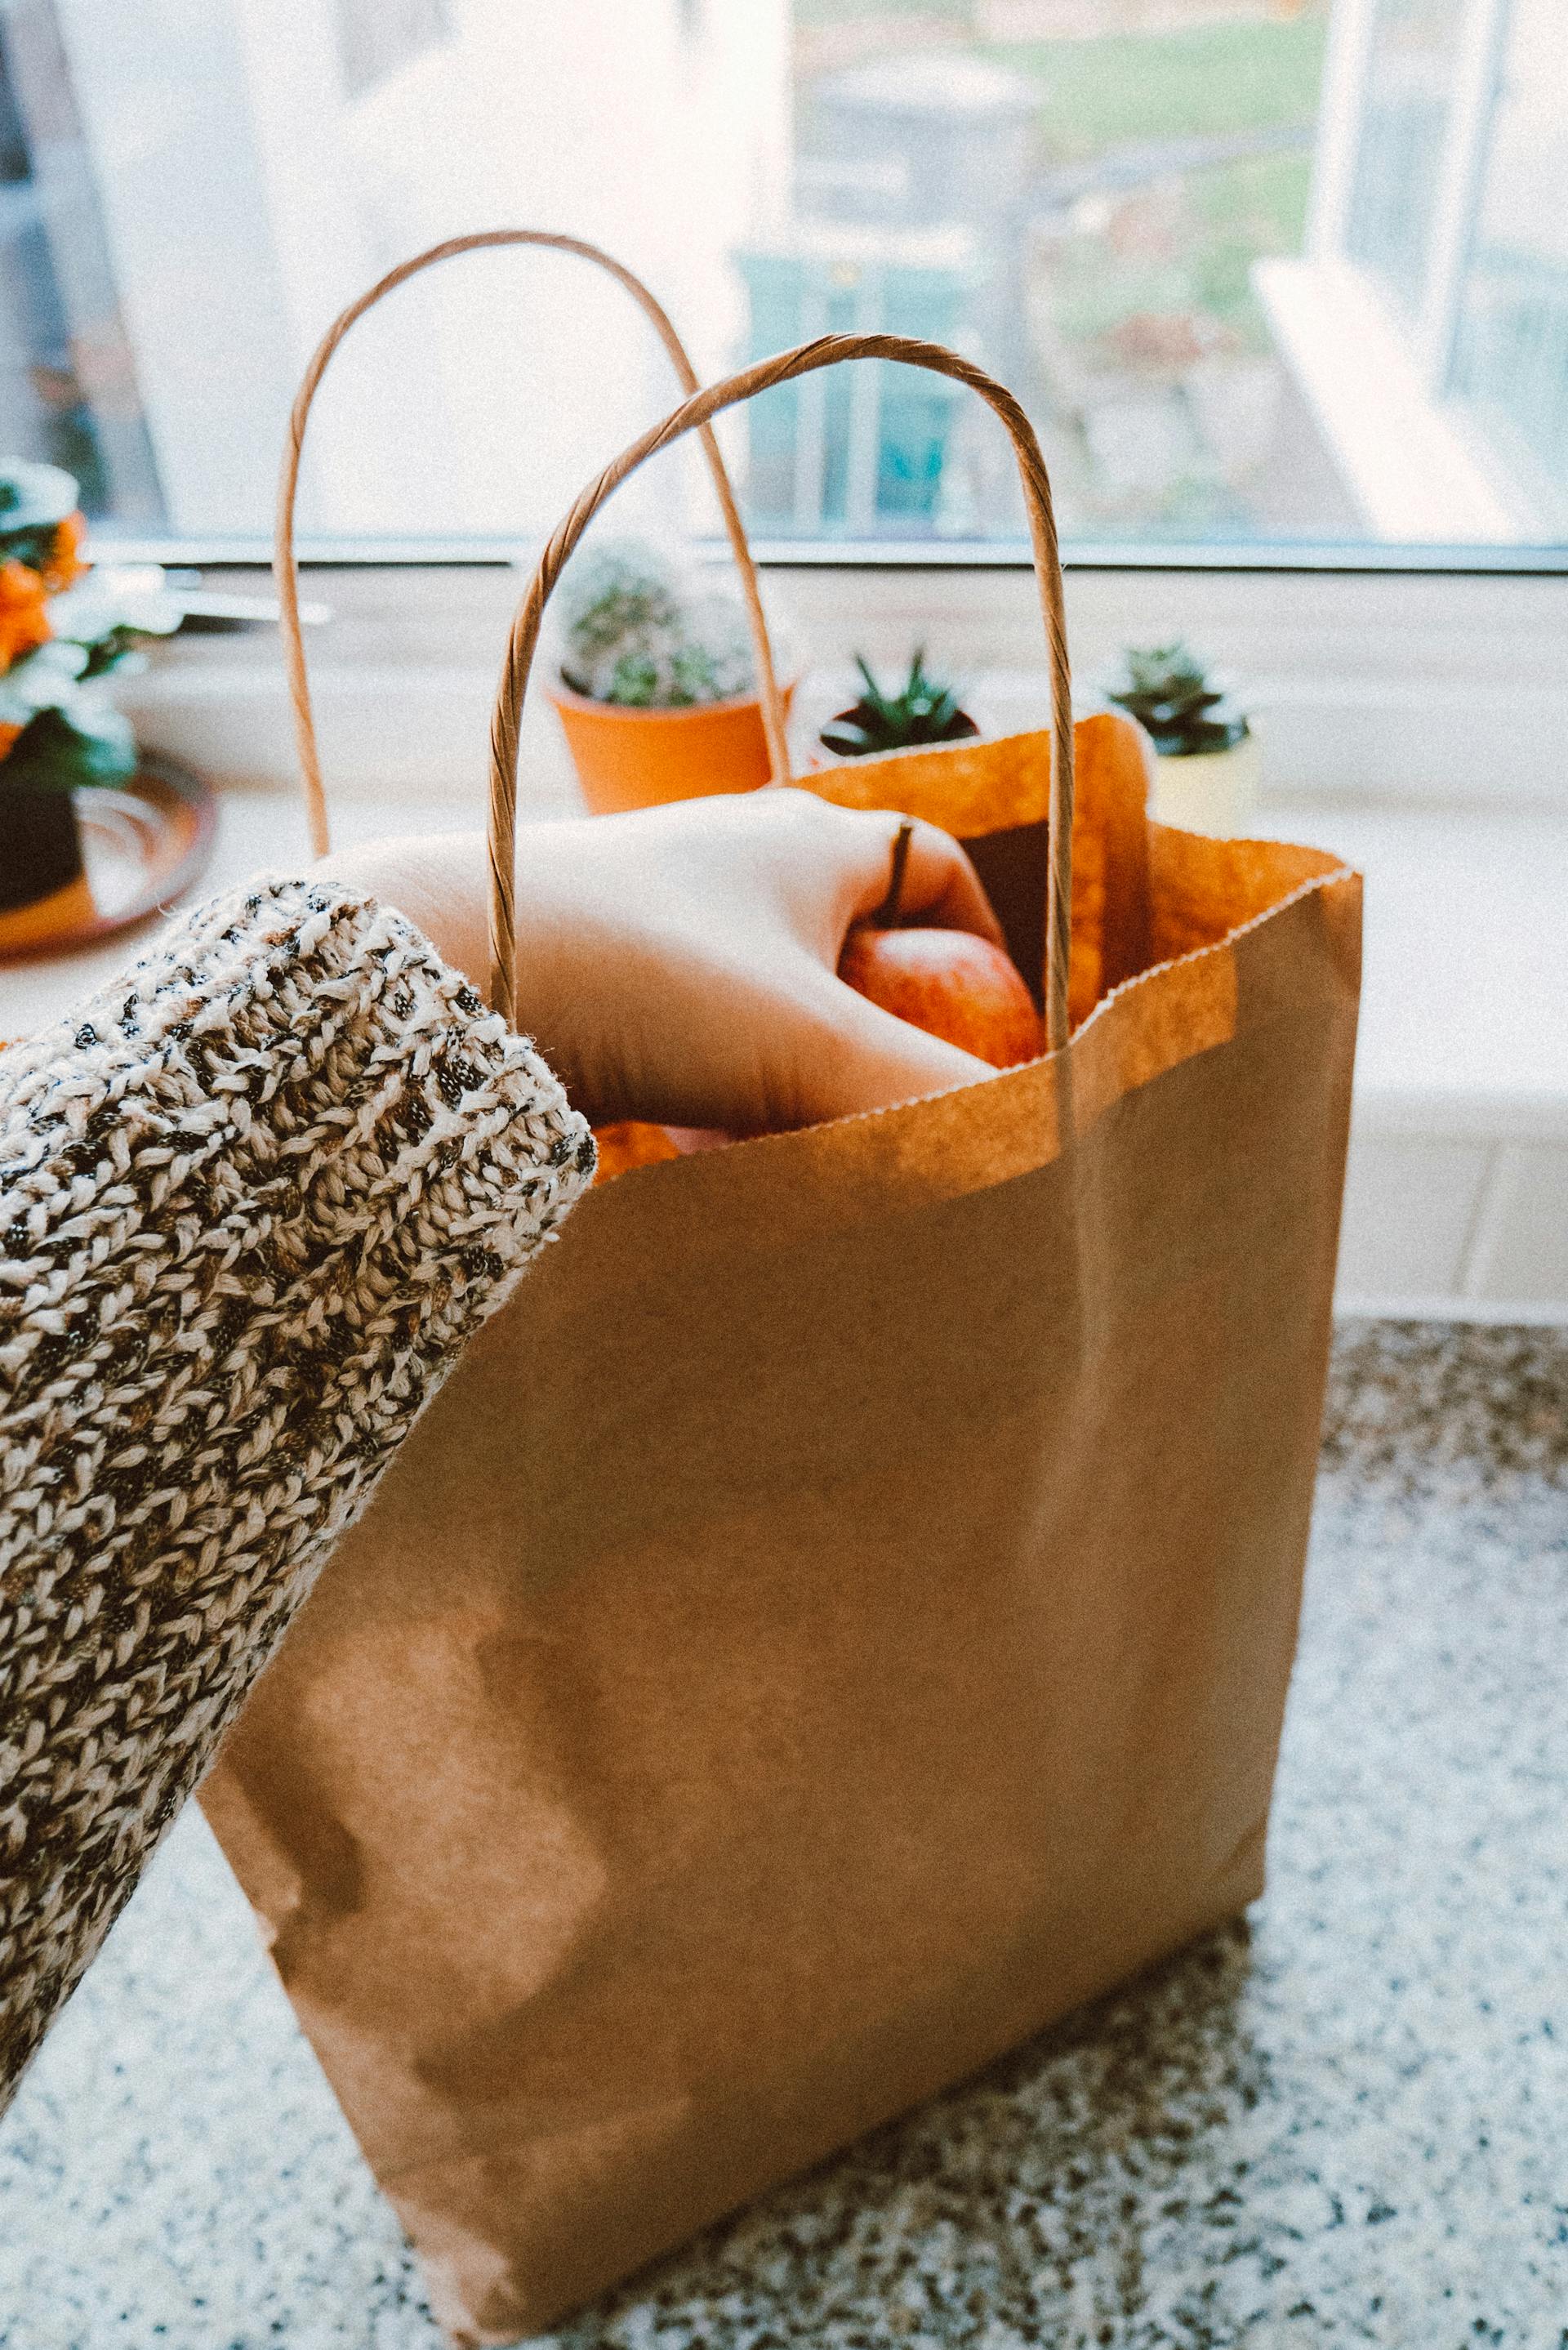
top-left (878, 818), bottom-right (914, 925)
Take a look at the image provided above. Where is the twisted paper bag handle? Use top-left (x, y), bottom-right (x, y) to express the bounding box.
top-left (489, 333), bottom-right (1076, 1050)
top-left (274, 228), bottom-right (792, 855)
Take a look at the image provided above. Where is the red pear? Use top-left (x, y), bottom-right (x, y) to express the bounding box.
top-left (839, 924), bottom-right (1044, 1069)
top-left (590, 1120), bottom-right (681, 1184)
top-left (591, 1120), bottom-right (733, 1187)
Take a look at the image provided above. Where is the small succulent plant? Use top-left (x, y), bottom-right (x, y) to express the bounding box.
top-left (556, 538), bottom-right (755, 710)
top-left (1104, 641), bottom-right (1249, 757)
top-left (818, 650), bottom-right (978, 760)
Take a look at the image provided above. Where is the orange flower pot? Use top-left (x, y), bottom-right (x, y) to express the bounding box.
top-left (549, 677), bottom-right (794, 814)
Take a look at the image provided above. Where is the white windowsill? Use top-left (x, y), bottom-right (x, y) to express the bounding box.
top-left (106, 560), bottom-right (1568, 814)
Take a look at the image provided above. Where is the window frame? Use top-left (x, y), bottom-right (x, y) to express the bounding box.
top-left (91, 535), bottom-right (1568, 573)
top-left (1311, 0), bottom-right (1518, 413)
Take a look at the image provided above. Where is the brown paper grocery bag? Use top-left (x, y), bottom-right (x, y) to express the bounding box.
top-left (202, 317), bottom-right (1360, 2346)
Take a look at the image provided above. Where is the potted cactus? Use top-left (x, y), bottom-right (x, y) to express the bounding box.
top-left (1104, 640), bottom-right (1260, 837)
top-left (549, 538), bottom-right (792, 813)
top-left (0, 459), bottom-right (183, 953)
top-left (817, 649), bottom-right (979, 761)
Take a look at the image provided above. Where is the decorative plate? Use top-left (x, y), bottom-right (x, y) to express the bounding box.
top-left (0, 754), bottom-right (216, 964)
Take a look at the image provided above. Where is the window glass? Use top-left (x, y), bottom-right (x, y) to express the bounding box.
top-left (0, 0), bottom-right (1558, 554)
top-left (786, 8), bottom-right (1337, 543)
top-left (0, 0), bottom-right (164, 523)
top-left (1345, 0), bottom-right (1466, 322)
top-left (336, 0), bottom-right (453, 101)
top-left (1448, 0), bottom-right (1568, 529)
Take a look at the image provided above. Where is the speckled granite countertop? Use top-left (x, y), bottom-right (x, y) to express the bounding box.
top-left (2, 1322), bottom-right (1565, 2349)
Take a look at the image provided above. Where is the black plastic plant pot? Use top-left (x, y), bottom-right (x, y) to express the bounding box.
top-left (0, 780), bottom-right (84, 915)
top-left (817, 705), bottom-right (980, 760)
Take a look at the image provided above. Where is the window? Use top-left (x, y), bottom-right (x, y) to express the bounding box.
top-left (0, 0), bottom-right (1558, 557)
top-left (1344, 0), bottom-right (1468, 319)
top-left (1260, 0), bottom-right (1566, 543)
top-left (336, 0), bottom-right (453, 101)
top-left (1447, 0), bottom-right (1568, 529)
top-left (0, 0), bottom-right (163, 524)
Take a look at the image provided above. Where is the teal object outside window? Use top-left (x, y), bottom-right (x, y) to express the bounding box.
top-left (733, 245), bottom-right (972, 537)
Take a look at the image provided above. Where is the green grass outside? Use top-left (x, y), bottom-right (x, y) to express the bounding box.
top-left (1192, 148), bottom-right (1316, 326)
top-left (1049, 150), bottom-right (1314, 350)
top-left (789, 5), bottom-right (1331, 533)
top-left (792, 8), bottom-right (1330, 161)
top-left (795, 0), bottom-right (966, 21)
top-left (991, 17), bottom-right (1329, 159)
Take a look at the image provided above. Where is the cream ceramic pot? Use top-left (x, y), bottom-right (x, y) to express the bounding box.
top-left (1148, 730), bottom-right (1263, 838)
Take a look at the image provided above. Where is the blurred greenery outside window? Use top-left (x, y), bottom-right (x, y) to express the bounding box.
top-left (780, 0), bottom-right (1566, 547)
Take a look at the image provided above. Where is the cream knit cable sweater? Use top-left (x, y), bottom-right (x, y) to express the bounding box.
top-left (0, 876), bottom-right (594, 2111)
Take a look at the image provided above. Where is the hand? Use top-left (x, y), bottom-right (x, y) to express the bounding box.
top-left (318, 789), bottom-right (1004, 1132)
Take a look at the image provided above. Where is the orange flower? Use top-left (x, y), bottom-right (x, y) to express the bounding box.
top-left (0, 560), bottom-right (51, 672)
top-left (41, 511), bottom-right (87, 593)
top-left (0, 720), bottom-right (23, 762)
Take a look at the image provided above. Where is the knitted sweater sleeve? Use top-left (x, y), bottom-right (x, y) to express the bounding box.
top-left (0, 876), bottom-right (594, 2109)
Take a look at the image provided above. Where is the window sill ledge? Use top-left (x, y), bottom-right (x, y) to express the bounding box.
top-left (111, 558), bottom-right (1568, 814)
